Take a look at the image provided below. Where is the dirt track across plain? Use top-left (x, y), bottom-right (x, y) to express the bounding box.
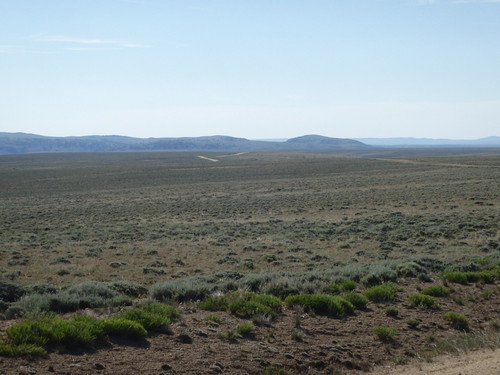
top-left (370, 349), bottom-right (500, 375)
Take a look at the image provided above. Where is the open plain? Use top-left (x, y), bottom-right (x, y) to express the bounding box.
top-left (0, 151), bottom-right (499, 374)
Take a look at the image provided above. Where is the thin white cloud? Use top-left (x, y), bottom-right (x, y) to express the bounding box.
top-left (1, 35), bottom-right (149, 54)
top-left (30, 35), bottom-right (108, 44)
top-left (28, 34), bottom-right (149, 49)
top-left (0, 44), bottom-right (52, 54)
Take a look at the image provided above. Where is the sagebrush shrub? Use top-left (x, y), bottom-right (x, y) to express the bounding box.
top-left (373, 326), bottom-right (397, 342)
top-left (341, 292), bottom-right (369, 309)
top-left (364, 283), bottom-right (399, 303)
top-left (422, 285), bottom-right (450, 297)
top-left (324, 280), bottom-right (358, 294)
top-left (442, 311), bottom-right (470, 331)
top-left (284, 294), bottom-right (354, 318)
top-left (198, 292), bottom-right (282, 321)
top-left (407, 293), bottom-right (439, 309)
top-left (0, 281), bottom-right (25, 303)
top-left (236, 322), bottom-right (255, 337)
top-left (99, 318), bottom-right (147, 340)
top-left (120, 303), bottom-right (180, 332)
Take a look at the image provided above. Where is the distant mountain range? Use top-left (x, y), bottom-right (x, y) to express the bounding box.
top-left (0, 133), bottom-right (367, 155)
top-left (0, 132), bottom-right (498, 155)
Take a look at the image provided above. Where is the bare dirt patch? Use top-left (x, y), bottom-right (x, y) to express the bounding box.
top-left (370, 348), bottom-right (500, 375)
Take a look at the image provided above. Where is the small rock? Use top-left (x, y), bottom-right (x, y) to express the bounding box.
top-left (209, 365), bottom-right (223, 373)
top-left (177, 333), bottom-right (193, 344)
top-left (214, 362), bottom-right (224, 369)
top-left (194, 329), bottom-right (208, 337)
top-left (161, 364), bottom-right (173, 371)
top-left (94, 363), bottom-right (106, 370)
top-left (285, 353), bottom-right (294, 359)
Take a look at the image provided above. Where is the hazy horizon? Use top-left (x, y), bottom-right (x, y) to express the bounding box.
top-left (2, 131), bottom-right (498, 142)
top-left (1, 0), bottom-right (499, 140)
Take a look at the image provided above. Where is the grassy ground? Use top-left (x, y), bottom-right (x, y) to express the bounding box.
top-left (0, 151), bottom-right (499, 374)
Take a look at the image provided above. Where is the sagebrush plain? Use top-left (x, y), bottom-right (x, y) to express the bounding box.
top-left (0, 151), bottom-right (499, 374)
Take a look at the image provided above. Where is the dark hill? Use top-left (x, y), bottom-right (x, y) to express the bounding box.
top-left (286, 135), bottom-right (367, 149)
top-left (0, 133), bottom-right (369, 154)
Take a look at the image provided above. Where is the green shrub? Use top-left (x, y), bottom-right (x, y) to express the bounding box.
top-left (408, 293), bottom-right (439, 309)
top-left (218, 329), bottom-right (239, 341)
top-left (99, 318), bottom-right (147, 340)
top-left (65, 281), bottom-right (116, 300)
top-left (229, 299), bottom-right (274, 320)
top-left (324, 280), bottom-right (357, 294)
top-left (422, 285), bottom-right (450, 297)
top-left (263, 279), bottom-right (300, 298)
top-left (441, 270), bottom-right (497, 285)
top-left (151, 279), bottom-right (212, 302)
top-left (1, 312), bottom-right (150, 357)
top-left (442, 311), bottom-right (470, 331)
top-left (0, 281), bottom-right (25, 302)
top-left (373, 326), bottom-right (397, 342)
top-left (364, 282), bottom-right (399, 303)
top-left (199, 292), bottom-right (282, 321)
top-left (5, 280), bottom-right (138, 317)
top-left (0, 343), bottom-right (47, 357)
top-left (110, 295), bottom-right (134, 307)
top-left (120, 303), bottom-right (180, 332)
top-left (6, 314), bottom-right (107, 351)
top-left (197, 296), bottom-right (229, 311)
top-left (407, 319), bottom-right (421, 329)
top-left (284, 294), bottom-right (354, 318)
top-left (25, 284), bottom-right (57, 296)
top-left (205, 313), bottom-right (223, 325)
top-left (106, 280), bottom-right (147, 297)
top-left (385, 306), bottom-right (399, 317)
top-left (236, 322), bottom-right (255, 337)
top-left (442, 271), bottom-right (468, 284)
top-left (341, 292), bottom-right (369, 309)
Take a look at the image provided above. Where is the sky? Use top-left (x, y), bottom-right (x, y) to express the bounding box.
top-left (0, 0), bottom-right (499, 140)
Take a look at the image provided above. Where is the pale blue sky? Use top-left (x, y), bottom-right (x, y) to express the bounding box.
top-left (1, 0), bottom-right (499, 139)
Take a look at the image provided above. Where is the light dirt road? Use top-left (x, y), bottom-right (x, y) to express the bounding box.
top-left (370, 349), bottom-right (499, 375)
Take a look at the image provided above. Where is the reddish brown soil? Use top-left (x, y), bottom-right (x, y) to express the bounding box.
top-left (0, 280), bottom-right (498, 375)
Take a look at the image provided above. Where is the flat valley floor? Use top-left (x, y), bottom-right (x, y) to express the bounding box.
top-left (0, 151), bottom-right (499, 374)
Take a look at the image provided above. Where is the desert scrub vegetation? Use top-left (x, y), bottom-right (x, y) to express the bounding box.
top-left (422, 331), bottom-right (500, 360)
top-left (363, 282), bottom-right (399, 303)
top-left (0, 281), bottom-right (25, 302)
top-left (0, 303), bottom-right (179, 357)
top-left (150, 256), bottom-right (448, 304)
top-left (284, 294), bottom-right (354, 318)
top-left (0, 314), bottom-right (147, 357)
top-left (205, 313), bottom-right (223, 325)
top-left (341, 292), bottom-right (369, 309)
top-left (235, 322), bottom-right (255, 337)
top-left (407, 318), bottom-right (421, 329)
top-left (407, 293), bottom-right (440, 309)
top-left (218, 322), bottom-right (254, 341)
top-left (1, 280), bottom-right (146, 318)
top-left (373, 326), bottom-right (397, 342)
top-left (119, 302), bottom-right (180, 333)
top-left (442, 311), bottom-right (470, 331)
top-left (441, 269), bottom-right (498, 285)
top-left (385, 306), bottom-right (399, 317)
top-left (324, 280), bottom-right (358, 294)
top-left (421, 285), bottom-right (450, 297)
top-left (198, 292), bottom-right (282, 321)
